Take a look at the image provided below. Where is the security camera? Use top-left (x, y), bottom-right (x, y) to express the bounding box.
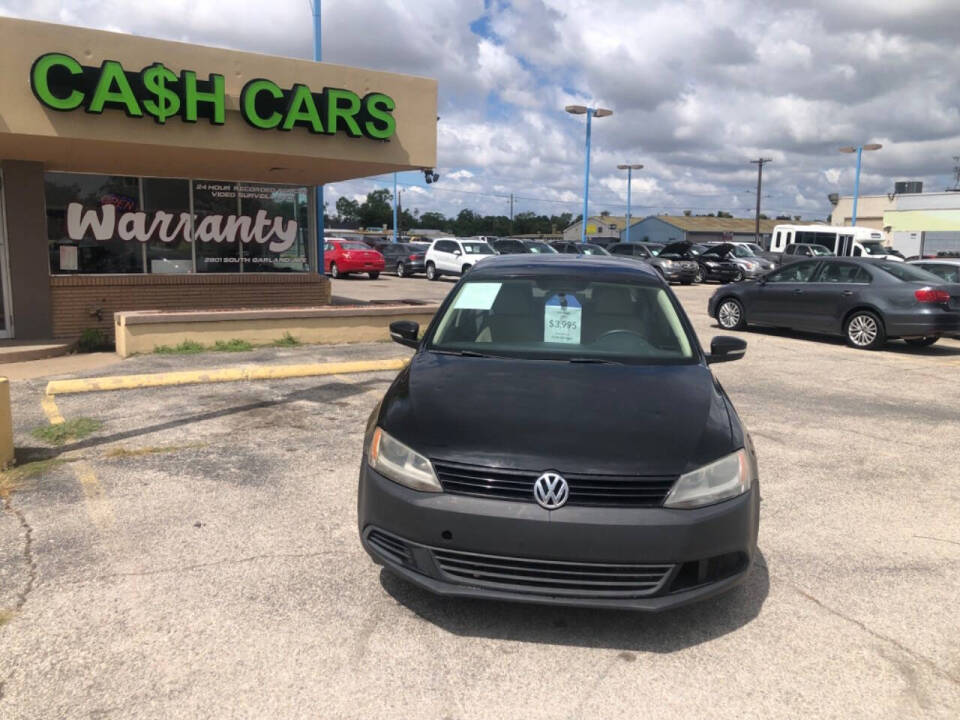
top-left (423, 168), bottom-right (439, 184)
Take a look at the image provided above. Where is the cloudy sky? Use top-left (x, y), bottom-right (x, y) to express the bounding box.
top-left (5, 0), bottom-right (960, 222)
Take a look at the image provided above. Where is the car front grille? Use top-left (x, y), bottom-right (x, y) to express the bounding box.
top-left (432, 547), bottom-right (674, 598)
top-left (432, 461), bottom-right (675, 507)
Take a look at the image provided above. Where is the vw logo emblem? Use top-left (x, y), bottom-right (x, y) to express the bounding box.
top-left (533, 472), bottom-right (569, 510)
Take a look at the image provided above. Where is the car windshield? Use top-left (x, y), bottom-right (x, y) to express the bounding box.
top-left (860, 241), bottom-right (888, 255)
top-left (428, 277), bottom-right (695, 364)
top-left (746, 243), bottom-right (765, 255)
top-left (463, 243), bottom-right (495, 255)
top-left (341, 242), bottom-right (371, 250)
top-left (807, 244), bottom-right (833, 256)
top-left (874, 262), bottom-right (945, 282)
top-left (581, 245), bottom-right (610, 256)
top-left (731, 245), bottom-right (754, 258)
top-left (525, 242), bottom-right (558, 253)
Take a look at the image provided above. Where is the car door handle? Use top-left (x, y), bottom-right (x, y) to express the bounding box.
top-left (842, 290), bottom-right (854, 296)
top-left (793, 288), bottom-right (804, 294)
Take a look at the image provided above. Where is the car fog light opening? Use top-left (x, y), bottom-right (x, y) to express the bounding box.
top-left (369, 427), bottom-right (442, 492)
top-left (664, 449), bottom-right (752, 509)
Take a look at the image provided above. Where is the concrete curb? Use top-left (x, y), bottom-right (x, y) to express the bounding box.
top-left (45, 357), bottom-right (409, 396)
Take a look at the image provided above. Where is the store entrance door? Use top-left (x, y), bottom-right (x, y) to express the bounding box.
top-left (0, 172), bottom-right (15, 338)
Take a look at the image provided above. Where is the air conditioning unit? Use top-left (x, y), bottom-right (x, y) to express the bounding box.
top-left (894, 181), bottom-right (922, 194)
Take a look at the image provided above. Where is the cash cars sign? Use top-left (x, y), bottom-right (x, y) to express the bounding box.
top-left (29, 52), bottom-right (396, 140)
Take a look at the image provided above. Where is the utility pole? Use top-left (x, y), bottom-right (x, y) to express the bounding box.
top-left (750, 158), bottom-right (772, 244)
top-left (311, 0), bottom-right (324, 273)
top-left (509, 193), bottom-right (514, 222)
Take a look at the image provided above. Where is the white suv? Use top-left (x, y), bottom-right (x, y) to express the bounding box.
top-left (424, 238), bottom-right (497, 280)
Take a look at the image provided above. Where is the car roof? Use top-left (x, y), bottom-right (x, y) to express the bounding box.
top-left (466, 253), bottom-right (661, 280)
top-left (910, 258), bottom-right (960, 265)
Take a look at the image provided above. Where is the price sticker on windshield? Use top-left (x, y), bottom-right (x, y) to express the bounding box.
top-left (544, 293), bottom-right (581, 344)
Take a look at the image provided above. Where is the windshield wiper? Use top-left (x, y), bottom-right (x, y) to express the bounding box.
top-left (568, 357), bottom-right (623, 364)
top-left (431, 348), bottom-right (497, 358)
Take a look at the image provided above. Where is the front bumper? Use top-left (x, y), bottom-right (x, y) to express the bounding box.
top-left (661, 266), bottom-right (699, 283)
top-left (701, 265), bottom-right (740, 282)
top-left (358, 464), bottom-right (760, 611)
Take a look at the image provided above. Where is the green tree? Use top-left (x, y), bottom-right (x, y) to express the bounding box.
top-left (358, 189), bottom-right (393, 228)
top-left (335, 197), bottom-right (360, 225)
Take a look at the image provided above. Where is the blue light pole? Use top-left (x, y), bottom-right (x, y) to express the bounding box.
top-left (566, 105), bottom-right (613, 244)
top-left (838, 143), bottom-right (882, 226)
top-left (311, 0), bottom-right (324, 272)
top-left (392, 172), bottom-right (398, 243)
top-left (617, 163), bottom-right (643, 243)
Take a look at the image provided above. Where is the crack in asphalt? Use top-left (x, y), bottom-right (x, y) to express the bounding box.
top-left (913, 535), bottom-right (960, 548)
top-left (787, 581), bottom-right (960, 688)
top-left (2, 495), bottom-right (36, 614)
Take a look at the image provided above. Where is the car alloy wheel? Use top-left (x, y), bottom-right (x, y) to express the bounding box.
top-left (733, 269), bottom-right (744, 282)
top-left (330, 262), bottom-right (340, 279)
top-left (396, 261), bottom-right (406, 277)
top-left (426, 262), bottom-right (438, 281)
top-left (845, 311), bottom-right (885, 350)
top-left (717, 299), bottom-right (745, 330)
top-left (695, 266), bottom-right (704, 283)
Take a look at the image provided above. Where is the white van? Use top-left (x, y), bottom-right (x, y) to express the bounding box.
top-left (769, 224), bottom-right (902, 261)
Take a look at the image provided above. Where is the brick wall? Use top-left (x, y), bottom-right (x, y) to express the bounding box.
top-left (50, 273), bottom-right (331, 340)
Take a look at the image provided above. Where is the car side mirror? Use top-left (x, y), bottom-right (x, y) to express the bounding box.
top-left (389, 320), bottom-right (420, 349)
top-left (707, 335), bottom-right (747, 364)
top-left (453, 249), bottom-right (462, 256)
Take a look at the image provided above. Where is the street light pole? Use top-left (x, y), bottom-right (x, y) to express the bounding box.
top-left (838, 143), bottom-right (882, 226)
top-left (311, 0), bottom-right (324, 273)
top-left (749, 158), bottom-right (772, 245)
top-left (392, 172), bottom-right (398, 243)
top-left (566, 105), bottom-right (613, 244)
top-left (617, 164), bottom-right (643, 244)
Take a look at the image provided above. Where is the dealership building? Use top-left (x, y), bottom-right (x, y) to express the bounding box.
top-left (0, 17), bottom-right (437, 342)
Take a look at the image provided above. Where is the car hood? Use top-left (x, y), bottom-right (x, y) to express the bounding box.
top-left (378, 353), bottom-right (736, 476)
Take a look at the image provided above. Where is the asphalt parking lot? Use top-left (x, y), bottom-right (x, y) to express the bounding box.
top-left (1, 279), bottom-right (959, 718)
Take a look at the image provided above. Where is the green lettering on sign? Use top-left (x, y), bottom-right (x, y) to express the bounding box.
top-left (30, 53), bottom-right (85, 111)
top-left (29, 52), bottom-right (397, 140)
top-left (87, 60), bottom-right (143, 117)
top-left (140, 63), bottom-right (181, 124)
top-left (240, 79), bottom-right (284, 130)
top-left (362, 93), bottom-right (396, 140)
top-left (281, 84), bottom-right (324, 133)
top-left (182, 70), bottom-right (225, 124)
top-left (325, 88), bottom-right (363, 137)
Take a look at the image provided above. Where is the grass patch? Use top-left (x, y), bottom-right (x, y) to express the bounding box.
top-left (212, 339), bottom-right (254, 352)
top-left (154, 340), bottom-right (205, 355)
top-left (30, 418), bottom-right (103, 446)
top-left (76, 328), bottom-right (112, 353)
top-left (0, 458), bottom-right (67, 497)
top-left (105, 442), bottom-right (205, 459)
top-left (273, 332), bottom-right (301, 347)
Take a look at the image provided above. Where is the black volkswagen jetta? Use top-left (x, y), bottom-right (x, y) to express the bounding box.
top-left (358, 254), bottom-right (759, 611)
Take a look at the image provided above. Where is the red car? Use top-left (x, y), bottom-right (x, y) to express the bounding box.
top-left (323, 239), bottom-right (385, 279)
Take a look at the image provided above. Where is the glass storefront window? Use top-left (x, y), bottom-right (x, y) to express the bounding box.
top-left (46, 173), bottom-right (145, 274)
top-left (238, 184), bottom-right (310, 272)
top-left (143, 178), bottom-right (193, 274)
top-left (44, 172), bottom-right (311, 274)
top-left (193, 181), bottom-right (242, 273)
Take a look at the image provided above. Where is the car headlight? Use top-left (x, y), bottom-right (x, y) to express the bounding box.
top-left (660, 259), bottom-right (673, 267)
top-left (743, 260), bottom-right (758, 270)
top-left (663, 449), bottom-right (752, 509)
top-left (368, 427), bottom-right (442, 492)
